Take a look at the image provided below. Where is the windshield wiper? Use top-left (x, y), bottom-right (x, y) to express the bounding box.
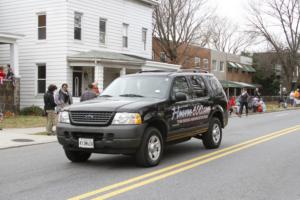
top-left (119, 94), bottom-right (144, 97)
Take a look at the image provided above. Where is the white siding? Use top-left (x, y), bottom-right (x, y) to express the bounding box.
top-left (0, 0), bottom-right (68, 108)
top-left (0, 44), bottom-right (10, 66)
top-left (210, 50), bottom-right (227, 81)
top-left (0, 0), bottom-right (154, 108)
top-left (67, 0), bottom-right (153, 59)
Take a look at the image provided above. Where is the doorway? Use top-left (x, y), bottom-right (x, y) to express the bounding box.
top-left (73, 71), bottom-right (82, 97)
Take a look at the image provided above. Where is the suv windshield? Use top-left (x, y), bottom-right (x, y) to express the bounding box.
top-left (101, 75), bottom-right (171, 99)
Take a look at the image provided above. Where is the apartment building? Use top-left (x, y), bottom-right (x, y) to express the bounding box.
top-left (0, 0), bottom-right (179, 108)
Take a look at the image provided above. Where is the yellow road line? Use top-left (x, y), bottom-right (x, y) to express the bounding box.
top-left (68, 125), bottom-right (300, 200)
top-left (93, 126), bottom-right (300, 200)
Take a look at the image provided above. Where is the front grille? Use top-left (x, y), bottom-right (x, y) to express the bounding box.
top-left (70, 111), bottom-right (114, 126)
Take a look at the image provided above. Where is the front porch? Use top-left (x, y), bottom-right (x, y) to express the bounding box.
top-left (68, 50), bottom-right (180, 100)
top-left (0, 32), bottom-right (24, 77)
top-left (0, 32), bottom-right (24, 112)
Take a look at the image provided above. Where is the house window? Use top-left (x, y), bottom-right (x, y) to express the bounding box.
top-left (220, 61), bottom-right (224, 71)
top-left (99, 18), bottom-right (107, 45)
top-left (160, 52), bottom-right (166, 62)
top-left (37, 14), bottom-right (46, 40)
top-left (194, 57), bottom-right (200, 67)
top-left (184, 56), bottom-right (190, 66)
top-left (74, 12), bottom-right (82, 40)
top-left (122, 23), bottom-right (129, 48)
top-left (142, 28), bottom-right (147, 50)
top-left (37, 64), bottom-right (46, 94)
top-left (212, 60), bottom-right (217, 71)
top-left (203, 58), bottom-right (209, 70)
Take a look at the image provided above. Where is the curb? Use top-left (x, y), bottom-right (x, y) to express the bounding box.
top-left (229, 107), bottom-right (300, 118)
top-left (0, 140), bottom-right (57, 150)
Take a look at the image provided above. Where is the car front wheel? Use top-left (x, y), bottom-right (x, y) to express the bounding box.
top-left (136, 127), bottom-right (163, 167)
top-left (202, 117), bottom-right (222, 149)
top-left (64, 149), bottom-right (91, 162)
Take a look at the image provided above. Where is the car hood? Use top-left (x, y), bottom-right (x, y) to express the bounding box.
top-left (67, 97), bottom-right (166, 112)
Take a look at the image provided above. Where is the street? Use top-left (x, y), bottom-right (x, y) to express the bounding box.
top-left (1, 110), bottom-right (300, 200)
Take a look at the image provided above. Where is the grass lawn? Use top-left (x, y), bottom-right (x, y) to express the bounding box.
top-left (2, 115), bottom-right (46, 129)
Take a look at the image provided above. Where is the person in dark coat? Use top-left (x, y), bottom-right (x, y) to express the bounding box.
top-left (80, 83), bottom-right (97, 102)
top-left (238, 88), bottom-right (249, 117)
top-left (44, 84), bottom-right (57, 135)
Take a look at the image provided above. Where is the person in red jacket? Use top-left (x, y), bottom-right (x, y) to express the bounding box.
top-left (228, 96), bottom-right (236, 115)
top-left (0, 66), bottom-right (6, 85)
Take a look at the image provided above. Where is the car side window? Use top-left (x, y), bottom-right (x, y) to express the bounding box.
top-left (172, 76), bottom-right (192, 100)
top-left (190, 75), bottom-right (207, 98)
top-left (207, 76), bottom-right (223, 95)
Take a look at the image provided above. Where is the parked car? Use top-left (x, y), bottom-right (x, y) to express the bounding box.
top-left (57, 71), bottom-right (228, 167)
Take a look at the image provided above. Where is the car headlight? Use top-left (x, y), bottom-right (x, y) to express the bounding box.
top-left (112, 113), bottom-right (142, 125)
top-left (58, 111), bottom-right (70, 123)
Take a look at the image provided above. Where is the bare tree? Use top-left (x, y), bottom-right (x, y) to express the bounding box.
top-left (153, 0), bottom-right (214, 64)
top-left (209, 17), bottom-right (256, 54)
top-left (248, 0), bottom-right (300, 90)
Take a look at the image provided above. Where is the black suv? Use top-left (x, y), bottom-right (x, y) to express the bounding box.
top-left (57, 71), bottom-right (228, 167)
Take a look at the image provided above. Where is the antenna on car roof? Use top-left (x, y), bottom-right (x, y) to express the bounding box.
top-left (177, 68), bottom-right (208, 73)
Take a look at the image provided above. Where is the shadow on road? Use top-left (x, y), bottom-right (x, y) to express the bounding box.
top-left (65, 140), bottom-right (213, 170)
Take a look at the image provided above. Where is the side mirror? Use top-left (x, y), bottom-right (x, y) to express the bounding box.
top-left (174, 92), bottom-right (187, 102)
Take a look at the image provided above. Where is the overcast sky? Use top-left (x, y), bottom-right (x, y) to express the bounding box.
top-left (211, 0), bottom-right (249, 26)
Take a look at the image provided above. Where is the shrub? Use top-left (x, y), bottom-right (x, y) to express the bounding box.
top-left (20, 105), bottom-right (44, 116)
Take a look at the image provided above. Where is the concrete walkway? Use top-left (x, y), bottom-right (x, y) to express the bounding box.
top-left (0, 127), bottom-right (57, 149)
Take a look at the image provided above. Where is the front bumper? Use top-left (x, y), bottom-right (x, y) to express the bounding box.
top-left (56, 123), bottom-right (147, 154)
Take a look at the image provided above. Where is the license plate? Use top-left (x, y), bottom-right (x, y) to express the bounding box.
top-left (78, 138), bottom-right (94, 149)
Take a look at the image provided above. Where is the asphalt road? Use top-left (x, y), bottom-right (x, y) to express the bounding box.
top-left (1, 110), bottom-right (300, 200)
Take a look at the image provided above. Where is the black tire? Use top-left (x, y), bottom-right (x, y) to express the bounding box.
top-left (202, 117), bottom-right (222, 149)
top-left (136, 127), bottom-right (163, 167)
top-left (64, 149), bottom-right (91, 162)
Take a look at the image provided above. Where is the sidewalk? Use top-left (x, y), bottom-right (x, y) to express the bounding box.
top-left (1, 107), bottom-right (299, 149)
top-left (0, 127), bottom-right (57, 149)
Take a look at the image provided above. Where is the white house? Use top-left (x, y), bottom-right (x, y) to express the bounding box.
top-left (0, 0), bottom-right (178, 108)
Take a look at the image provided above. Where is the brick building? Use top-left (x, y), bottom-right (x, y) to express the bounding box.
top-left (153, 38), bottom-right (257, 96)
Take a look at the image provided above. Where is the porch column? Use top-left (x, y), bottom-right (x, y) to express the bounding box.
top-left (10, 42), bottom-right (20, 77)
top-left (94, 63), bottom-right (104, 91)
top-left (120, 67), bottom-right (126, 76)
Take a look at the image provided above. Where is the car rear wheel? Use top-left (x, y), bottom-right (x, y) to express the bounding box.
top-left (202, 117), bottom-right (222, 149)
top-left (64, 149), bottom-right (91, 162)
top-left (136, 127), bottom-right (163, 167)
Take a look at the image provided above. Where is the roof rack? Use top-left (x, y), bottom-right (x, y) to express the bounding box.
top-left (177, 69), bottom-right (209, 73)
top-left (137, 70), bottom-right (170, 73)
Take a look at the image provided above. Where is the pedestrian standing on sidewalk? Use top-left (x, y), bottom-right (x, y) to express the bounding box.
top-left (289, 90), bottom-right (295, 107)
top-left (238, 88), bottom-right (249, 117)
top-left (254, 88), bottom-right (261, 99)
top-left (80, 83), bottom-right (97, 102)
top-left (44, 84), bottom-right (57, 135)
top-left (0, 110), bottom-right (3, 130)
top-left (279, 87), bottom-right (288, 108)
top-left (55, 83), bottom-right (73, 112)
top-left (228, 96), bottom-right (236, 115)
